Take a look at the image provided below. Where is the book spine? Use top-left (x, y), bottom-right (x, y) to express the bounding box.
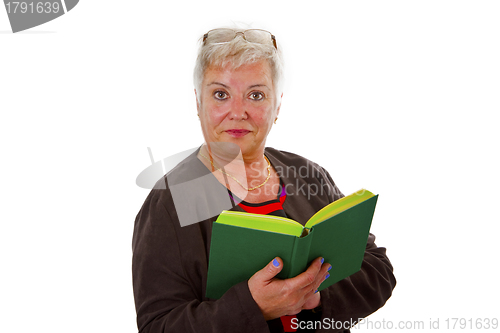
top-left (288, 229), bottom-right (314, 278)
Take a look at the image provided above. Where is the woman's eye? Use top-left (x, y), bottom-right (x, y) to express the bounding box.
top-left (249, 92), bottom-right (264, 101)
top-left (214, 91), bottom-right (228, 100)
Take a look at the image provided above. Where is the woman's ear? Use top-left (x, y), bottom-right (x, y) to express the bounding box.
top-left (276, 93), bottom-right (283, 116)
top-left (195, 89), bottom-right (200, 112)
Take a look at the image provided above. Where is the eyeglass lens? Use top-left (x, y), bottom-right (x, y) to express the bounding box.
top-left (203, 29), bottom-right (276, 49)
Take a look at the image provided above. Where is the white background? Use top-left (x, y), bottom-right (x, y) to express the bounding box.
top-left (1, 1), bottom-right (499, 332)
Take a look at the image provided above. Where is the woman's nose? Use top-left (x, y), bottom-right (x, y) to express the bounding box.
top-left (228, 98), bottom-right (248, 120)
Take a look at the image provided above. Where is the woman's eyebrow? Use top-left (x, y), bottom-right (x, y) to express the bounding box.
top-left (207, 81), bottom-right (229, 88)
top-left (207, 82), bottom-right (269, 90)
top-left (248, 84), bottom-right (270, 90)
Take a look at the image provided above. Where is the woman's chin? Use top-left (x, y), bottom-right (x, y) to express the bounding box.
top-left (205, 135), bottom-right (263, 158)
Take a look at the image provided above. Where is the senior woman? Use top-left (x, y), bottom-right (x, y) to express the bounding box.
top-left (132, 27), bottom-right (396, 333)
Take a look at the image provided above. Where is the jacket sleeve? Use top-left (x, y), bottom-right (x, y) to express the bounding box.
top-left (315, 169), bottom-right (397, 332)
top-left (132, 188), bottom-right (270, 333)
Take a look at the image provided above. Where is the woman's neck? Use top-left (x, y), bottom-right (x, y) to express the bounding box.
top-left (198, 143), bottom-right (279, 202)
top-left (199, 144), bottom-right (268, 182)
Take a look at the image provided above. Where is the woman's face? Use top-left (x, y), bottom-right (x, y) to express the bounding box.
top-left (197, 59), bottom-right (281, 159)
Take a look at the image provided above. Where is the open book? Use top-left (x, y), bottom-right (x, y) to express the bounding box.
top-left (205, 189), bottom-right (378, 299)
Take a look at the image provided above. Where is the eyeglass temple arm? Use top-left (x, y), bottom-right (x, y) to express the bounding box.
top-left (271, 35), bottom-right (277, 49)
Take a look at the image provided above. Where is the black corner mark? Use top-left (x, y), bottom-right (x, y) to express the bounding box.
top-left (4, 0), bottom-right (79, 33)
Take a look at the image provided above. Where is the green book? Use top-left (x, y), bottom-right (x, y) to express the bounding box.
top-left (205, 189), bottom-right (378, 299)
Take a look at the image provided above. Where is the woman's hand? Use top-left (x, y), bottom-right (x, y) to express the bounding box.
top-left (248, 257), bottom-right (331, 320)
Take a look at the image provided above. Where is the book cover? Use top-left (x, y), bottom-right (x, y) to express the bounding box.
top-left (206, 190), bottom-right (378, 299)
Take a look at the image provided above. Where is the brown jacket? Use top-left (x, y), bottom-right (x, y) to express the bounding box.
top-left (132, 147), bottom-right (396, 332)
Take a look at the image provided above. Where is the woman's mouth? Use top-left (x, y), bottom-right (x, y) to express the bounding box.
top-left (225, 129), bottom-right (250, 138)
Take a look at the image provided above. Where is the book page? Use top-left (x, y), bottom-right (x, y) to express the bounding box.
top-left (305, 190), bottom-right (375, 229)
top-left (216, 211), bottom-right (305, 237)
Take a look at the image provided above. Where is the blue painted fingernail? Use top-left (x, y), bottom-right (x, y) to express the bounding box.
top-left (273, 258), bottom-right (280, 267)
top-left (320, 257), bottom-right (324, 264)
top-left (325, 273), bottom-right (330, 280)
top-left (314, 289), bottom-right (319, 294)
top-left (328, 266), bottom-right (332, 271)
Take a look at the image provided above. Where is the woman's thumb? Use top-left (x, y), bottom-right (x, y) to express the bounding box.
top-left (262, 257), bottom-right (283, 279)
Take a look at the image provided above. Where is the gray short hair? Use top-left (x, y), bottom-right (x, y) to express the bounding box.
top-left (193, 27), bottom-right (284, 103)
